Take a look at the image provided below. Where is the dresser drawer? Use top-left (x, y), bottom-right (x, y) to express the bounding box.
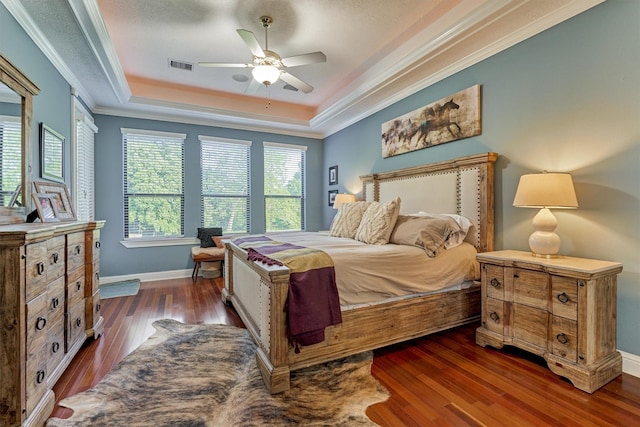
top-left (551, 316), bottom-right (577, 362)
top-left (67, 304), bottom-right (86, 350)
top-left (86, 290), bottom-right (102, 328)
top-left (513, 268), bottom-right (548, 310)
top-left (47, 276), bottom-right (65, 326)
top-left (484, 297), bottom-right (505, 335)
top-left (484, 264), bottom-right (504, 300)
top-left (47, 319), bottom-right (65, 378)
top-left (67, 232), bottom-right (85, 272)
top-left (25, 241), bottom-right (48, 302)
top-left (90, 229), bottom-right (101, 262)
top-left (551, 276), bottom-right (578, 321)
top-left (25, 336), bottom-right (48, 417)
top-left (67, 267), bottom-right (85, 308)
top-left (512, 304), bottom-right (547, 351)
top-left (26, 292), bottom-right (49, 350)
top-left (47, 235), bottom-right (66, 281)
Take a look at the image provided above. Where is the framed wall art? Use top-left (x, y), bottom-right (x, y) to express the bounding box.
top-left (329, 165), bottom-right (338, 185)
top-left (40, 123), bottom-right (65, 183)
top-left (328, 189), bottom-right (338, 207)
top-left (381, 84), bottom-right (481, 158)
top-left (33, 181), bottom-right (76, 221)
top-left (32, 193), bottom-right (60, 222)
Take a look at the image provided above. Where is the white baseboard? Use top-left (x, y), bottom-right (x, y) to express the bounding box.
top-left (99, 270), bottom-right (640, 380)
top-left (100, 269), bottom-right (192, 285)
top-left (620, 350), bottom-right (640, 378)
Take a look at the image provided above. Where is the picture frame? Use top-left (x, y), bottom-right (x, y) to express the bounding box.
top-left (40, 123), bottom-right (65, 183)
top-left (8, 184), bottom-right (21, 207)
top-left (33, 181), bottom-right (76, 221)
top-left (328, 189), bottom-right (338, 207)
top-left (329, 165), bottom-right (338, 185)
top-left (32, 193), bottom-right (60, 223)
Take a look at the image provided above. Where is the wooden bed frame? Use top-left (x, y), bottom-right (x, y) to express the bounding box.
top-left (223, 152), bottom-right (497, 393)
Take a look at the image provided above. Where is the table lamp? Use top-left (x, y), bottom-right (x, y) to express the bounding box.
top-left (333, 193), bottom-right (356, 209)
top-left (513, 172), bottom-right (578, 257)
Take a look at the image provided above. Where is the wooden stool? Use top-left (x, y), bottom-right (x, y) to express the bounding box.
top-left (191, 246), bottom-right (225, 279)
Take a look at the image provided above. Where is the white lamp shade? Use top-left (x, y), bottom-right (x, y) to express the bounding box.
top-left (513, 173), bottom-right (578, 208)
top-left (333, 193), bottom-right (356, 209)
top-left (252, 65), bottom-right (280, 85)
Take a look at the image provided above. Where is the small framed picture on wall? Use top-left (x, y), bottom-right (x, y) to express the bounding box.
top-left (328, 189), bottom-right (338, 207)
top-left (329, 165), bottom-right (338, 185)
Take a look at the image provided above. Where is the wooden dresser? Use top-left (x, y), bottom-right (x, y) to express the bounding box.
top-left (475, 250), bottom-right (623, 393)
top-left (0, 221), bottom-right (105, 427)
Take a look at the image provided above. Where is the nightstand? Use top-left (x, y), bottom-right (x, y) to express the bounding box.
top-left (475, 250), bottom-right (623, 393)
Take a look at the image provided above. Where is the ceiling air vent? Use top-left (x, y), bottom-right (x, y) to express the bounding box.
top-left (168, 59), bottom-right (193, 71)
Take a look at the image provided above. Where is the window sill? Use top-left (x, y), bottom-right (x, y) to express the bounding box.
top-left (120, 237), bottom-right (199, 248)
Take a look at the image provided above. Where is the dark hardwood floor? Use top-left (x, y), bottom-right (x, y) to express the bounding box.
top-left (52, 277), bottom-right (640, 426)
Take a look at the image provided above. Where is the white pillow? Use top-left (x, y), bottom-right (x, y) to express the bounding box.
top-left (355, 197), bottom-right (401, 245)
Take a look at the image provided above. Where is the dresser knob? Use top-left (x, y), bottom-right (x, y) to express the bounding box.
top-left (75, 318), bottom-right (82, 328)
top-left (52, 252), bottom-right (59, 263)
top-left (76, 281), bottom-right (82, 291)
top-left (36, 370), bottom-right (45, 384)
top-left (489, 311), bottom-right (500, 322)
top-left (96, 303), bottom-right (101, 313)
top-left (75, 245), bottom-right (82, 255)
top-left (490, 278), bottom-right (500, 288)
top-left (557, 292), bottom-right (570, 304)
top-left (36, 317), bottom-right (46, 331)
top-left (52, 341), bottom-right (60, 353)
top-left (556, 333), bottom-right (569, 344)
top-left (51, 297), bottom-right (59, 309)
top-left (95, 241), bottom-right (101, 249)
top-left (37, 262), bottom-right (45, 275)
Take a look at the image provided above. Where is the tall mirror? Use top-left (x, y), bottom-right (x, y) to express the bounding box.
top-left (0, 54), bottom-right (40, 224)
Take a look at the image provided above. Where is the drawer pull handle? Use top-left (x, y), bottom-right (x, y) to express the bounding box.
top-left (557, 292), bottom-right (570, 304)
top-left (36, 317), bottom-right (46, 330)
top-left (76, 281), bottom-right (82, 291)
top-left (96, 303), bottom-right (101, 313)
top-left (37, 262), bottom-right (45, 275)
top-left (75, 318), bottom-right (82, 328)
top-left (489, 311), bottom-right (500, 322)
top-left (96, 241), bottom-right (101, 249)
top-left (52, 341), bottom-right (60, 353)
top-left (52, 252), bottom-right (59, 263)
top-left (36, 370), bottom-right (45, 384)
top-left (75, 245), bottom-right (82, 255)
top-left (556, 333), bottom-right (569, 344)
top-left (490, 278), bottom-right (500, 288)
top-left (51, 297), bottom-right (59, 309)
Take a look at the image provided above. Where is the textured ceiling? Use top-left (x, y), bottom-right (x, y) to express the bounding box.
top-left (9, 0), bottom-right (603, 137)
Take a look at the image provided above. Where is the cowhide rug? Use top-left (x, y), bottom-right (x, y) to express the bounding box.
top-left (46, 319), bottom-right (388, 426)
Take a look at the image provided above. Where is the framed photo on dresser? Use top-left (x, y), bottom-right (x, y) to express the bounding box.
top-left (33, 181), bottom-right (76, 221)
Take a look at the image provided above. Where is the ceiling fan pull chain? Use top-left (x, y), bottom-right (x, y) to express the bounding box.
top-left (265, 85), bottom-right (271, 109)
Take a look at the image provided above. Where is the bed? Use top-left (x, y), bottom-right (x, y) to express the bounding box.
top-left (223, 152), bottom-right (497, 393)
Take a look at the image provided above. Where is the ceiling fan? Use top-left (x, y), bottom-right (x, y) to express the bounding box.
top-left (198, 16), bottom-right (326, 94)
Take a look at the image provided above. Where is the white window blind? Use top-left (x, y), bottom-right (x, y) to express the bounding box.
top-left (0, 116), bottom-right (21, 206)
top-left (263, 142), bottom-right (306, 232)
top-left (74, 107), bottom-right (97, 220)
top-left (122, 128), bottom-right (185, 239)
top-left (200, 136), bottom-right (251, 234)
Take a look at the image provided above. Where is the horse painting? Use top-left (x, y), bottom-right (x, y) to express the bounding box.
top-left (381, 85), bottom-right (481, 158)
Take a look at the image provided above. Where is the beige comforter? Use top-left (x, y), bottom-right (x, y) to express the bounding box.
top-left (264, 231), bottom-right (479, 306)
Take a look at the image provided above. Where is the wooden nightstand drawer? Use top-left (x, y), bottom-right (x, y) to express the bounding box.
top-left (484, 297), bottom-right (504, 334)
top-left (67, 304), bottom-right (86, 350)
top-left (484, 264), bottom-right (504, 300)
top-left (25, 337), bottom-right (48, 417)
top-left (513, 268), bottom-right (548, 310)
top-left (67, 267), bottom-right (85, 307)
top-left (26, 292), bottom-right (49, 350)
top-left (47, 235), bottom-right (66, 281)
top-left (512, 304), bottom-right (547, 351)
top-left (47, 319), bottom-right (65, 378)
top-left (551, 276), bottom-right (577, 320)
top-left (47, 276), bottom-right (65, 326)
top-left (67, 232), bottom-right (85, 272)
top-left (26, 241), bottom-right (48, 302)
top-left (551, 316), bottom-right (577, 362)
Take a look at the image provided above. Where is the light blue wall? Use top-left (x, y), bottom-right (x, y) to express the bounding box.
top-left (94, 114), bottom-right (323, 276)
top-left (323, 0), bottom-right (640, 355)
top-left (1, 3), bottom-right (72, 193)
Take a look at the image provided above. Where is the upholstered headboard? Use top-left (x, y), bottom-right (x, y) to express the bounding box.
top-left (360, 152), bottom-right (497, 252)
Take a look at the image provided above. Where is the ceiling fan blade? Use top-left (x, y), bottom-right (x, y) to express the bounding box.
top-left (198, 62), bottom-right (252, 68)
top-left (280, 71), bottom-right (314, 94)
top-left (244, 78), bottom-right (261, 95)
top-left (237, 29), bottom-right (265, 58)
top-left (281, 51), bottom-right (326, 67)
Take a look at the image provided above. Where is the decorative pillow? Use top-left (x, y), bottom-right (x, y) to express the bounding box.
top-left (419, 216), bottom-right (462, 257)
top-left (329, 201), bottom-right (371, 239)
top-left (389, 215), bottom-right (430, 247)
top-left (355, 197), bottom-right (401, 245)
top-left (414, 212), bottom-right (475, 249)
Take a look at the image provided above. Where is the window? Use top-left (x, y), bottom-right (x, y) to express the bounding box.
top-left (73, 103), bottom-right (97, 220)
top-left (122, 128), bottom-right (185, 239)
top-left (200, 136), bottom-right (251, 234)
top-left (263, 142), bottom-right (306, 232)
top-left (0, 116), bottom-right (21, 206)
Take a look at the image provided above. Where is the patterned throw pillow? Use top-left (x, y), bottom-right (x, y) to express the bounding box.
top-left (329, 201), bottom-right (371, 239)
top-left (354, 197), bottom-right (401, 244)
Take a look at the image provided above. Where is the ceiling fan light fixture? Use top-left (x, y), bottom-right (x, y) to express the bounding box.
top-left (252, 65), bottom-right (280, 85)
